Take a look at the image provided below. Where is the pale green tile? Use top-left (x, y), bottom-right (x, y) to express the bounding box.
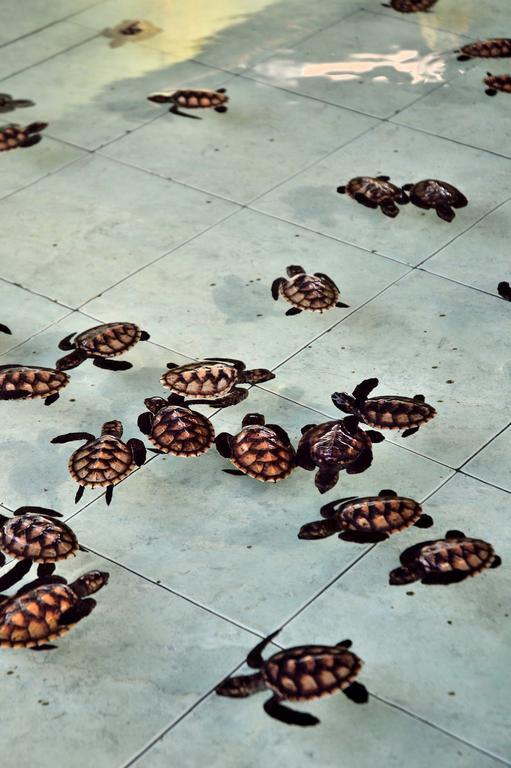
top-left (464, 427), bottom-right (511, 492)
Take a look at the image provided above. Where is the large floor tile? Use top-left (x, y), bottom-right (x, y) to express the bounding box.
top-left (135, 687), bottom-right (501, 768)
top-left (424, 198), bottom-right (511, 294)
top-left (83, 208), bottom-right (408, 364)
top-left (0, 312), bottom-right (192, 513)
top-left (0, 281), bottom-right (70, 353)
top-left (464, 427), bottom-right (511, 492)
top-left (253, 122), bottom-right (511, 266)
top-left (0, 0), bottom-right (99, 44)
top-left (102, 77), bottom-right (376, 203)
top-left (0, 549), bottom-right (253, 768)
top-left (250, 10), bottom-right (467, 119)
top-left (0, 41), bottom-right (226, 150)
top-left (70, 387), bottom-right (451, 634)
top-left (0, 137), bottom-right (84, 200)
top-left (73, 0), bottom-right (364, 72)
top-left (0, 154), bottom-right (237, 306)
top-left (279, 474), bottom-right (510, 761)
top-left (265, 270), bottom-right (511, 468)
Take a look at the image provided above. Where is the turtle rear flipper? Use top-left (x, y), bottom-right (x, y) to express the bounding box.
top-left (315, 467), bottom-right (339, 494)
top-left (486, 88), bottom-right (498, 96)
top-left (414, 514), bottom-right (434, 528)
top-left (498, 281), bottom-right (511, 300)
top-left (343, 681), bottom-right (368, 704)
top-left (264, 695), bottom-right (319, 727)
top-left (402, 183), bottom-right (413, 192)
top-left (389, 565), bottom-right (418, 585)
top-left (320, 498), bottom-right (356, 517)
top-left (19, 134), bottom-right (41, 148)
top-left (286, 307), bottom-right (302, 316)
top-left (44, 393), bottom-right (60, 406)
top-left (491, 556), bottom-right (502, 569)
top-left (93, 357), bottom-right (133, 371)
top-left (222, 469), bottom-right (245, 476)
top-left (169, 103), bottom-right (201, 119)
top-left (436, 204), bottom-right (455, 222)
top-left (298, 519), bottom-right (338, 539)
top-left (380, 202), bottom-right (399, 218)
top-left (128, 438), bottom-right (146, 466)
top-left (75, 486), bottom-right (85, 504)
top-left (214, 106), bottom-right (228, 113)
top-left (402, 426), bottom-right (419, 438)
top-left (265, 423), bottom-right (292, 446)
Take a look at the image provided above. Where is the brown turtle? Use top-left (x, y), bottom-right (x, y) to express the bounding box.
top-left (0, 570), bottom-right (109, 649)
top-left (0, 323), bottom-right (11, 334)
top-left (216, 630), bottom-right (368, 726)
top-left (296, 416), bottom-right (384, 494)
top-left (161, 357), bottom-right (275, 408)
top-left (0, 93), bottom-right (34, 114)
top-left (498, 281), bottom-right (511, 301)
top-left (147, 88), bottom-right (229, 119)
top-left (456, 39), bottom-right (511, 62)
top-left (0, 122), bottom-right (47, 151)
top-left (215, 413), bottom-right (295, 482)
top-left (389, 530), bottom-right (502, 586)
top-left (0, 506), bottom-right (80, 592)
top-left (336, 176), bottom-right (409, 218)
top-left (332, 378), bottom-right (436, 438)
top-left (0, 364), bottom-right (69, 405)
top-left (299, 489), bottom-right (433, 543)
top-left (484, 72), bottom-right (511, 96)
top-left (138, 394), bottom-right (215, 457)
top-left (56, 322), bottom-right (150, 371)
top-left (271, 265), bottom-right (349, 316)
top-left (381, 0), bottom-right (437, 11)
top-left (401, 179), bottom-right (467, 222)
top-left (102, 19), bottom-right (162, 48)
top-left (51, 420), bottom-right (146, 505)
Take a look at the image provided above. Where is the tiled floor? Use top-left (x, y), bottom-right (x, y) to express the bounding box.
top-left (0, 2), bottom-right (509, 767)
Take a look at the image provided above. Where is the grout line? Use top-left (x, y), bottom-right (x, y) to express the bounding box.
top-left (0, 30), bottom-right (101, 83)
top-left (390, 117), bottom-right (511, 161)
top-left (0, 0), bottom-right (104, 50)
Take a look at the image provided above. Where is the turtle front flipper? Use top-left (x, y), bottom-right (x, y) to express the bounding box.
top-left (354, 193), bottom-right (378, 210)
top-left (75, 486), bottom-right (85, 504)
top-left (58, 332), bottom-right (77, 351)
top-left (93, 357), bottom-right (133, 371)
top-left (339, 530), bottom-right (388, 544)
top-left (137, 411), bottom-right (153, 435)
top-left (421, 571), bottom-right (469, 586)
top-left (0, 558), bottom-right (32, 592)
top-left (435, 204), bottom-right (455, 223)
top-left (265, 423), bottom-right (292, 446)
top-left (215, 432), bottom-right (233, 458)
top-left (37, 563), bottom-right (56, 579)
top-left (55, 349), bottom-right (87, 370)
top-left (271, 277), bottom-right (285, 300)
top-left (0, 323), bottom-right (11, 334)
top-left (352, 377), bottom-right (379, 403)
top-left (485, 88), bottom-right (498, 96)
top-left (315, 467), bottom-right (339, 494)
top-left (169, 103), bottom-right (201, 119)
top-left (19, 134), bottom-right (42, 148)
top-left (208, 388), bottom-right (249, 408)
top-left (52, 432), bottom-right (95, 444)
top-left (44, 392), bottom-right (60, 406)
top-left (298, 519), bottom-right (339, 539)
top-left (216, 672), bottom-right (266, 697)
top-left (127, 438), bottom-right (146, 466)
top-left (59, 597), bottom-right (97, 627)
top-left (346, 447), bottom-right (373, 475)
top-left (247, 629), bottom-right (280, 668)
top-left (295, 443), bottom-right (315, 471)
top-left (343, 681), bottom-right (369, 704)
top-left (320, 498), bottom-right (355, 517)
top-left (263, 695), bottom-right (319, 727)
top-left (414, 514), bottom-right (434, 528)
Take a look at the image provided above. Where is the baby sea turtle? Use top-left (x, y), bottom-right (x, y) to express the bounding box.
top-left (296, 416), bottom-right (384, 494)
top-left (216, 630), bottom-right (368, 726)
top-left (0, 93), bottom-right (34, 114)
top-left (0, 364), bottom-right (69, 405)
top-left (389, 530), bottom-right (502, 586)
top-left (138, 394), bottom-right (215, 457)
top-left (56, 322), bottom-right (150, 371)
top-left (51, 420), bottom-right (146, 505)
top-left (0, 506), bottom-right (80, 592)
top-left (161, 357), bottom-right (275, 408)
top-left (271, 265), bottom-right (349, 316)
top-left (332, 378), bottom-right (436, 438)
top-left (147, 88), bottom-right (229, 119)
top-left (382, 0), bottom-right (437, 10)
top-left (0, 323), bottom-right (11, 334)
top-left (456, 39), bottom-right (511, 62)
top-left (484, 72), bottom-right (511, 96)
top-left (336, 176), bottom-right (409, 218)
top-left (498, 281), bottom-right (511, 301)
top-left (401, 179), bottom-right (467, 222)
top-left (0, 122), bottom-right (47, 151)
top-left (215, 413), bottom-right (295, 482)
top-left (0, 570), bottom-right (109, 649)
top-left (102, 19), bottom-right (162, 48)
top-left (299, 489), bottom-right (433, 543)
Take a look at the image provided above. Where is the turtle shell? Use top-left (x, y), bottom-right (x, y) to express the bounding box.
top-left (484, 74), bottom-right (511, 92)
top-left (387, 0), bottom-right (437, 11)
top-left (301, 421), bottom-right (369, 469)
top-left (0, 581), bottom-right (78, 648)
top-left (148, 404), bottom-right (214, 456)
top-left (459, 39), bottom-right (511, 59)
top-left (172, 89), bottom-right (228, 109)
top-left (0, 515), bottom-right (78, 563)
top-left (346, 177), bottom-right (403, 204)
top-left (336, 495), bottom-right (422, 535)
top-left (69, 435), bottom-right (135, 488)
top-left (0, 365), bottom-right (69, 401)
top-left (280, 273), bottom-right (339, 312)
top-left (263, 645), bottom-right (362, 701)
top-left (405, 536), bottom-right (497, 577)
top-left (230, 424), bottom-right (295, 482)
top-left (74, 322), bottom-right (142, 358)
top-left (408, 180), bottom-right (466, 208)
top-left (161, 361), bottom-right (239, 400)
top-left (359, 396), bottom-right (436, 430)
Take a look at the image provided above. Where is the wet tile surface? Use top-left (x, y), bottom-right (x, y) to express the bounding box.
top-left (464, 426), bottom-right (511, 492)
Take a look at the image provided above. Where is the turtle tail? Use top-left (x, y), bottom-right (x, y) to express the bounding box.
top-left (55, 349), bottom-right (88, 371)
top-left (298, 519), bottom-right (339, 539)
top-left (216, 672), bottom-right (266, 698)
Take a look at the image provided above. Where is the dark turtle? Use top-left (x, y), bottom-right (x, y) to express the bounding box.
top-left (147, 88), bottom-right (229, 119)
top-left (456, 39), bottom-right (511, 62)
top-left (296, 416), bottom-right (384, 494)
top-left (299, 489), bottom-right (433, 543)
top-left (51, 420), bottom-right (146, 505)
top-left (0, 570), bottom-right (109, 649)
top-left (216, 630), bottom-right (368, 726)
top-left (332, 378), bottom-right (436, 438)
top-left (381, 0), bottom-right (437, 11)
top-left (161, 357), bottom-right (275, 408)
top-left (336, 176), bottom-right (409, 218)
top-left (498, 281), bottom-right (511, 301)
top-left (389, 530), bottom-right (502, 586)
top-left (271, 265), bottom-right (349, 316)
top-left (215, 413), bottom-right (295, 482)
top-left (0, 122), bottom-right (47, 151)
top-left (402, 179), bottom-right (467, 222)
top-left (484, 72), bottom-right (511, 96)
top-left (0, 93), bottom-right (34, 114)
top-left (0, 506), bottom-right (80, 592)
top-left (0, 364), bottom-right (69, 405)
top-left (56, 322), bottom-right (150, 371)
top-left (138, 394), bottom-right (215, 457)
top-left (0, 324), bottom-right (11, 334)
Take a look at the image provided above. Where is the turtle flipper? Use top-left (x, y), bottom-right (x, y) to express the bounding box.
top-left (315, 467), bottom-right (339, 494)
top-left (58, 332), bottom-right (76, 351)
top-left (208, 388), bottom-right (249, 408)
top-left (105, 486), bottom-right (114, 505)
top-left (264, 695), bottom-right (319, 727)
top-left (436, 204), bottom-right (455, 223)
top-left (378, 489), bottom-right (397, 498)
top-left (295, 443), bottom-right (315, 471)
top-left (346, 448), bottom-right (373, 475)
top-left (140, 330), bottom-right (150, 341)
top-left (37, 562), bottom-right (56, 579)
top-left (401, 426), bottom-right (419, 438)
top-left (421, 571), bottom-right (468, 585)
top-left (380, 202), bottom-right (399, 218)
top-left (75, 486), bottom-right (85, 504)
top-left (336, 185), bottom-right (346, 194)
top-left (19, 134), bottom-right (42, 148)
top-left (339, 530), bottom-right (388, 544)
top-left (336, 302), bottom-right (350, 308)
top-left (55, 349), bottom-right (87, 370)
top-left (320, 498), bottom-right (355, 517)
top-left (222, 469), bottom-right (245, 476)
top-left (343, 682), bottom-right (369, 704)
top-left (0, 558), bottom-right (32, 592)
top-left (271, 277), bottom-right (285, 300)
top-left (485, 88), bottom-right (497, 96)
top-left (300, 424), bottom-right (317, 435)
top-left (414, 514), bottom-right (434, 529)
top-left (52, 432), bottom-right (95, 444)
top-left (59, 597), bottom-right (97, 627)
top-left (497, 282), bottom-right (511, 300)
top-left (0, 323), bottom-right (11, 334)
top-left (286, 307), bottom-right (302, 316)
top-left (215, 432), bottom-right (233, 458)
top-left (354, 193), bottom-right (378, 209)
top-left (137, 411), bottom-right (153, 435)
top-left (93, 357), bottom-right (133, 371)
top-left (265, 424), bottom-right (292, 446)
top-left (298, 519), bottom-right (339, 539)
top-left (214, 105), bottom-right (228, 113)
top-left (216, 672), bottom-right (266, 697)
top-left (491, 556), bottom-right (502, 569)
top-left (352, 378), bottom-right (379, 403)
top-left (401, 184), bottom-right (413, 192)
top-left (128, 438), bottom-right (146, 466)
top-left (44, 393), bottom-right (60, 406)
top-left (247, 629), bottom-right (280, 668)
top-left (170, 103), bottom-right (201, 119)
top-left (389, 565), bottom-right (418, 585)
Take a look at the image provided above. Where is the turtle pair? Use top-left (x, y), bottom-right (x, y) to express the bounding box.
top-left (0, 122), bottom-right (47, 151)
top-left (337, 176), bottom-right (467, 222)
top-left (148, 88), bottom-right (229, 119)
top-left (272, 266), bottom-right (349, 316)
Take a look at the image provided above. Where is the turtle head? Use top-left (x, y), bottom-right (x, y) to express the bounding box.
top-left (242, 413), bottom-right (265, 427)
top-left (216, 672), bottom-right (265, 698)
top-left (243, 368), bottom-right (275, 384)
top-left (144, 396), bottom-right (168, 414)
top-left (388, 565), bottom-right (420, 586)
top-left (101, 420), bottom-right (123, 438)
top-left (147, 91), bottom-right (173, 104)
top-left (331, 391), bottom-right (356, 414)
top-left (72, 570), bottom-right (109, 597)
top-left (286, 265), bottom-right (305, 277)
